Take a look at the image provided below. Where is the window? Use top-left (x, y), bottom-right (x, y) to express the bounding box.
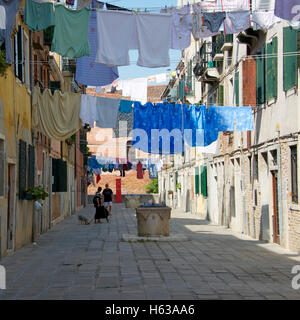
top-left (14, 26), bottom-right (24, 82)
top-left (253, 154), bottom-right (258, 181)
top-left (24, 32), bottom-right (30, 89)
top-left (283, 27), bottom-right (297, 91)
top-left (291, 146), bottom-right (298, 204)
top-left (28, 145), bottom-right (35, 189)
top-left (195, 167), bottom-right (200, 195)
top-left (235, 72), bottom-right (239, 106)
top-left (256, 47), bottom-right (266, 105)
top-left (248, 156), bottom-right (252, 182)
top-left (0, 139), bottom-right (4, 197)
top-left (218, 85), bottom-right (224, 106)
top-left (266, 37), bottom-right (278, 100)
top-left (52, 158), bottom-right (67, 192)
top-left (200, 166), bottom-right (207, 198)
top-left (19, 140), bottom-right (27, 199)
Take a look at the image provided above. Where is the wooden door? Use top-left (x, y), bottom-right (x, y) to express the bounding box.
top-left (272, 172), bottom-right (280, 244)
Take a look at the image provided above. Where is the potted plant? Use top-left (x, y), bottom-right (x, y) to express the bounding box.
top-left (24, 186), bottom-right (49, 201)
top-left (176, 183), bottom-right (181, 191)
top-left (168, 190), bottom-right (173, 197)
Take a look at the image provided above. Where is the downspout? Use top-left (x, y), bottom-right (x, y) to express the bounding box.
top-left (241, 147), bottom-right (247, 235)
top-left (277, 144), bottom-right (283, 245)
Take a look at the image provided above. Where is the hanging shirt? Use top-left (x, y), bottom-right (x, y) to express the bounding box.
top-left (51, 5), bottom-right (90, 58)
top-left (0, 0), bottom-right (22, 64)
top-left (165, 5), bottom-right (192, 50)
top-left (136, 12), bottom-right (172, 68)
top-left (235, 107), bottom-right (253, 131)
top-left (80, 94), bottom-right (98, 128)
top-left (137, 162), bottom-right (143, 179)
top-left (0, 5), bottom-right (6, 29)
top-left (206, 106), bottom-right (235, 132)
top-left (220, 0), bottom-right (250, 11)
top-left (275, 0), bottom-right (300, 21)
top-left (112, 110), bottom-right (133, 138)
top-left (25, 0), bottom-right (55, 31)
top-left (119, 99), bottom-right (133, 113)
top-left (192, 5), bottom-right (219, 39)
top-left (252, 11), bottom-right (281, 31)
top-left (130, 78), bottom-right (148, 103)
top-left (202, 12), bottom-right (226, 33)
top-left (75, 12), bottom-right (119, 87)
top-left (223, 11), bottom-right (250, 35)
top-left (96, 10), bottom-right (136, 66)
top-left (95, 97), bottom-right (120, 128)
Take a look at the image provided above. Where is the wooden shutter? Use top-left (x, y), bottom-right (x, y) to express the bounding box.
top-left (256, 47), bottom-right (266, 105)
top-left (200, 166), bottom-right (207, 198)
top-left (266, 37), bottom-right (278, 100)
top-left (56, 159), bottom-right (67, 192)
top-left (27, 145), bottom-right (35, 188)
top-left (283, 27), bottom-right (297, 91)
top-left (218, 84), bottom-right (224, 106)
top-left (235, 72), bottom-right (239, 106)
top-left (195, 167), bottom-right (200, 194)
top-left (19, 140), bottom-right (27, 199)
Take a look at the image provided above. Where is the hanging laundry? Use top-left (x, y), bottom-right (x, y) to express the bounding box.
top-left (132, 102), bottom-right (183, 154)
top-left (0, 5), bottom-right (6, 29)
top-left (77, 0), bottom-right (91, 9)
top-left (32, 86), bottom-right (82, 141)
top-left (163, 5), bottom-right (192, 50)
top-left (80, 94), bottom-right (98, 128)
top-left (220, 0), bottom-right (250, 11)
top-left (252, 11), bottom-right (281, 31)
top-left (96, 174), bottom-right (101, 184)
top-left (95, 10), bottom-right (136, 66)
top-left (196, 140), bottom-right (218, 154)
top-left (253, 0), bottom-right (275, 10)
top-left (95, 97), bottom-right (120, 128)
top-left (51, 5), bottom-right (90, 58)
top-left (223, 11), bottom-right (250, 35)
top-left (155, 73), bottom-right (167, 83)
top-left (75, 12), bottom-right (119, 87)
top-left (206, 106), bottom-right (235, 132)
top-left (137, 161), bottom-right (143, 179)
top-left (183, 105), bottom-right (219, 147)
top-left (127, 162), bottom-right (132, 170)
top-left (202, 12), bottom-right (226, 33)
top-left (113, 111), bottom-right (133, 138)
top-left (275, 0), bottom-right (300, 21)
top-left (130, 78), bottom-right (148, 103)
top-left (235, 107), bottom-right (253, 131)
top-left (108, 164), bottom-right (114, 172)
top-left (119, 99), bottom-right (133, 113)
top-left (0, 0), bottom-right (22, 64)
top-left (148, 164), bottom-right (158, 179)
top-left (192, 7), bottom-right (219, 40)
top-left (136, 12), bottom-right (172, 68)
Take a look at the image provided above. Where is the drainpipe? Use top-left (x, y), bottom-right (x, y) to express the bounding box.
top-left (277, 144), bottom-right (283, 245)
top-left (241, 146), bottom-right (247, 235)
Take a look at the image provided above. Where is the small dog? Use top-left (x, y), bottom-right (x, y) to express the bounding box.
top-left (78, 215), bottom-right (91, 225)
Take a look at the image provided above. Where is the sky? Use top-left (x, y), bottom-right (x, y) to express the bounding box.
top-left (106, 0), bottom-right (182, 80)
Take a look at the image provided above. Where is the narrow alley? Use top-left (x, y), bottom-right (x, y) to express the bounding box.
top-left (0, 204), bottom-right (300, 300)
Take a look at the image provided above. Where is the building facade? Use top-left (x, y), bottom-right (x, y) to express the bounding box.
top-left (160, 0), bottom-right (300, 253)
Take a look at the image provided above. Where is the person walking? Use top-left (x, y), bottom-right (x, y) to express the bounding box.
top-left (102, 183), bottom-right (113, 216)
top-left (94, 187), bottom-right (102, 224)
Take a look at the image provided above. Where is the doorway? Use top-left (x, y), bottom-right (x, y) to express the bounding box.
top-left (272, 171), bottom-right (280, 244)
top-left (7, 164), bottom-right (16, 251)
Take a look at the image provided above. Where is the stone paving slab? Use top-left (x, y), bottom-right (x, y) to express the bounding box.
top-left (0, 204), bottom-right (300, 300)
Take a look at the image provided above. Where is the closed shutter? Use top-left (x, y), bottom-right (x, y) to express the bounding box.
top-left (17, 26), bottom-right (24, 82)
top-left (218, 84), bottom-right (224, 106)
top-left (19, 140), bottom-right (27, 199)
top-left (266, 37), bottom-right (277, 100)
top-left (27, 145), bottom-right (35, 188)
top-left (200, 166), bottom-right (207, 198)
top-left (235, 72), bottom-right (239, 106)
top-left (195, 167), bottom-right (200, 194)
top-left (256, 46), bottom-right (266, 105)
top-left (283, 27), bottom-right (297, 91)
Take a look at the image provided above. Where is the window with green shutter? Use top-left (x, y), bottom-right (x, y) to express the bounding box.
top-left (218, 85), bottom-right (224, 106)
top-left (200, 166), bottom-right (207, 198)
top-left (52, 158), bottom-right (67, 192)
top-left (195, 167), bottom-right (200, 194)
top-left (19, 140), bottom-right (27, 199)
top-left (27, 145), bottom-right (35, 189)
top-left (283, 27), bottom-right (297, 91)
top-left (256, 47), bottom-right (266, 105)
top-left (266, 37), bottom-right (278, 100)
top-left (235, 72), bottom-right (239, 106)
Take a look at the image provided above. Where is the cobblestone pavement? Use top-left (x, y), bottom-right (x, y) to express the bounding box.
top-left (1, 204), bottom-right (300, 300)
